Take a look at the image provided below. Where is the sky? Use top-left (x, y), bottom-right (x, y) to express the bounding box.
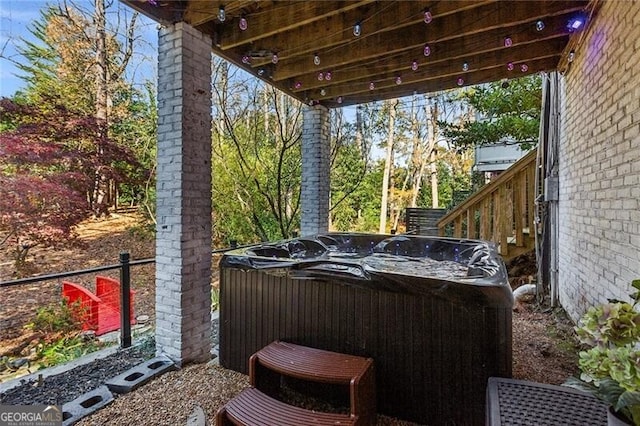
top-left (0, 0), bottom-right (158, 98)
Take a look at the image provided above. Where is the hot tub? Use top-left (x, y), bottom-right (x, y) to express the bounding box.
top-left (219, 233), bottom-right (513, 425)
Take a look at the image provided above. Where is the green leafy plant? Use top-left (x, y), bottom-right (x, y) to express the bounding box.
top-left (26, 300), bottom-right (84, 334)
top-left (566, 279), bottom-right (640, 425)
top-left (35, 335), bottom-right (103, 369)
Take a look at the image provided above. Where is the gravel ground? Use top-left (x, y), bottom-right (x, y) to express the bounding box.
top-left (0, 301), bottom-right (577, 426)
top-left (0, 336), bottom-right (156, 406)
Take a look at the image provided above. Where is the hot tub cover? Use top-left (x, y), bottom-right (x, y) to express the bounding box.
top-left (220, 233), bottom-right (512, 307)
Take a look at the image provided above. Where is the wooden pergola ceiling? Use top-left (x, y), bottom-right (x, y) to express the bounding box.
top-left (122, 0), bottom-right (593, 108)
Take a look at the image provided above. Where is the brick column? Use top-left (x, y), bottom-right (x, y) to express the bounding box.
top-left (155, 23), bottom-right (212, 365)
top-left (301, 105), bottom-right (330, 236)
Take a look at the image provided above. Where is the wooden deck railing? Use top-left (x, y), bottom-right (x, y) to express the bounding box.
top-left (437, 149), bottom-right (538, 260)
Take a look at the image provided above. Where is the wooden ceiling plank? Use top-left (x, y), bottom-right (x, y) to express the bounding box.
top-left (322, 56), bottom-right (559, 108)
top-left (220, 0), bottom-right (494, 51)
top-left (218, 0), bottom-right (377, 49)
top-left (119, 0), bottom-right (187, 25)
top-left (245, 0), bottom-right (495, 68)
top-left (270, 1), bottom-right (586, 81)
top-left (305, 40), bottom-right (566, 101)
top-left (294, 14), bottom-right (574, 92)
top-left (184, 1), bottom-right (261, 27)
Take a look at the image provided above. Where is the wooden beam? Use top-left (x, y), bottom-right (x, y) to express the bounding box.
top-left (300, 37), bottom-right (569, 98)
top-left (217, 0), bottom-right (377, 48)
top-left (270, 1), bottom-right (584, 81)
top-left (317, 56), bottom-right (559, 108)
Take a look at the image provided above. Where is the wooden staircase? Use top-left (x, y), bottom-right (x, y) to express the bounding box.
top-left (216, 341), bottom-right (376, 426)
top-left (437, 150), bottom-right (538, 261)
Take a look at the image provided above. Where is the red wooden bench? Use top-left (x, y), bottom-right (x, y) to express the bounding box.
top-left (62, 276), bottom-right (135, 335)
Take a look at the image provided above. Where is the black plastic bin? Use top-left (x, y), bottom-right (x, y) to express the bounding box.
top-left (219, 233), bottom-right (513, 425)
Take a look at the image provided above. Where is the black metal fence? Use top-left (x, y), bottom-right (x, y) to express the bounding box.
top-left (0, 243), bottom-right (246, 349)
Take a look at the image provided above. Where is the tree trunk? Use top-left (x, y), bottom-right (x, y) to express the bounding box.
top-left (379, 99), bottom-right (397, 234)
top-left (426, 97), bottom-right (439, 208)
top-left (93, 0), bottom-right (109, 215)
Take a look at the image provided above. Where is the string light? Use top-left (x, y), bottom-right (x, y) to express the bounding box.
top-left (241, 55), bottom-right (250, 64)
top-left (395, 76), bottom-right (402, 85)
top-left (423, 9), bottom-right (433, 24)
top-left (535, 20), bottom-right (545, 31)
top-left (423, 44), bottom-right (431, 56)
top-left (520, 64), bottom-right (528, 72)
top-left (294, 81), bottom-right (302, 89)
top-left (325, 71), bottom-right (332, 81)
top-left (411, 60), bottom-right (418, 71)
top-left (353, 22), bottom-right (362, 37)
top-left (272, 53), bottom-right (279, 64)
top-left (504, 37), bottom-right (513, 47)
top-left (457, 77), bottom-right (464, 86)
top-left (320, 88), bottom-right (326, 96)
top-left (218, 6), bottom-right (226, 22)
top-left (462, 62), bottom-right (469, 72)
top-left (568, 50), bottom-right (575, 63)
top-left (257, 68), bottom-right (265, 76)
top-left (337, 96), bottom-right (343, 104)
top-left (313, 54), bottom-right (321, 66)
top-left (507, 62), bottom-right (514, 71)
top-left (317, 72), bottom-right (324, 81)
top-left (239, 16), bottom-right (248, 31)
top-left (369, 82), bottom-right (375, 90)
top-left (567, 16), bottom-right (585, 31)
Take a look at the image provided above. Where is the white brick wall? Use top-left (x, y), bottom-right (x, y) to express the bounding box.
top-left (156, 23), bottom-right (212, 365)
top-left (559, 1), bottom-right (640, 321)
top-left (300, 105), bottom-right (330, 236)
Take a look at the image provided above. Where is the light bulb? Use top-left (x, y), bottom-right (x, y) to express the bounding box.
top-left (257, 68), bottom-right (265, 76)
top-left (423, 44), bottom-right (431, 57)
top-left (536, 20), bottom-right (545, 31)
top-left (325, 71), bottom-right (332, 81)
top-left (369, 82), bottom-right (375, 90)
top-left (239, 17), bottom-right (247, 31)
top-left (504, 37), bottom-right (512, 47)
top-left (457, 77), bottom-right (464, 86)
top-left (568, 50), bottom-right (575, 63)
top-left (272, 53), bottom-right (278, 64)
top-left (241, 55), bottom-right (250, 64)
top-left (317, 72), bottom-right (324, 81)
top-left (337, 96), bottom-right (343, 104)
top-left (507, 62), bottom-right (514, 71)
top-left (395, 76), bottom-right (402, 85)
top-left (218, 6), bottom-right (226, 22)
top-left (313, 54), bottom-right (321, 66)
top-left (411, 60), bottom-right (418, 71)
top-left (320, 88), bottom-right (326, 96)
top-left (520, 64), bottom-right (528, 72)
top-left (423, 9), bottom-right (432, 24)
top-left (353, 22), bottom-right (361, 37)
top-left (294, 81), bottom-right (302, 89)
top-left (568, 17), bottom-right (584, 30)
top-left (462, 62), bottom-right (469, 72)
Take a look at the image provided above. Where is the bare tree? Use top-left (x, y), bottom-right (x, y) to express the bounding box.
top-left (379, 99), bottom-right (398, 234)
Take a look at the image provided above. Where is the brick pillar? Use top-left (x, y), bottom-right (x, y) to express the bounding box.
top-left (301, 105), bottom-right (330, 236)
top-left (155, 23), bottom-right (212, 365)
